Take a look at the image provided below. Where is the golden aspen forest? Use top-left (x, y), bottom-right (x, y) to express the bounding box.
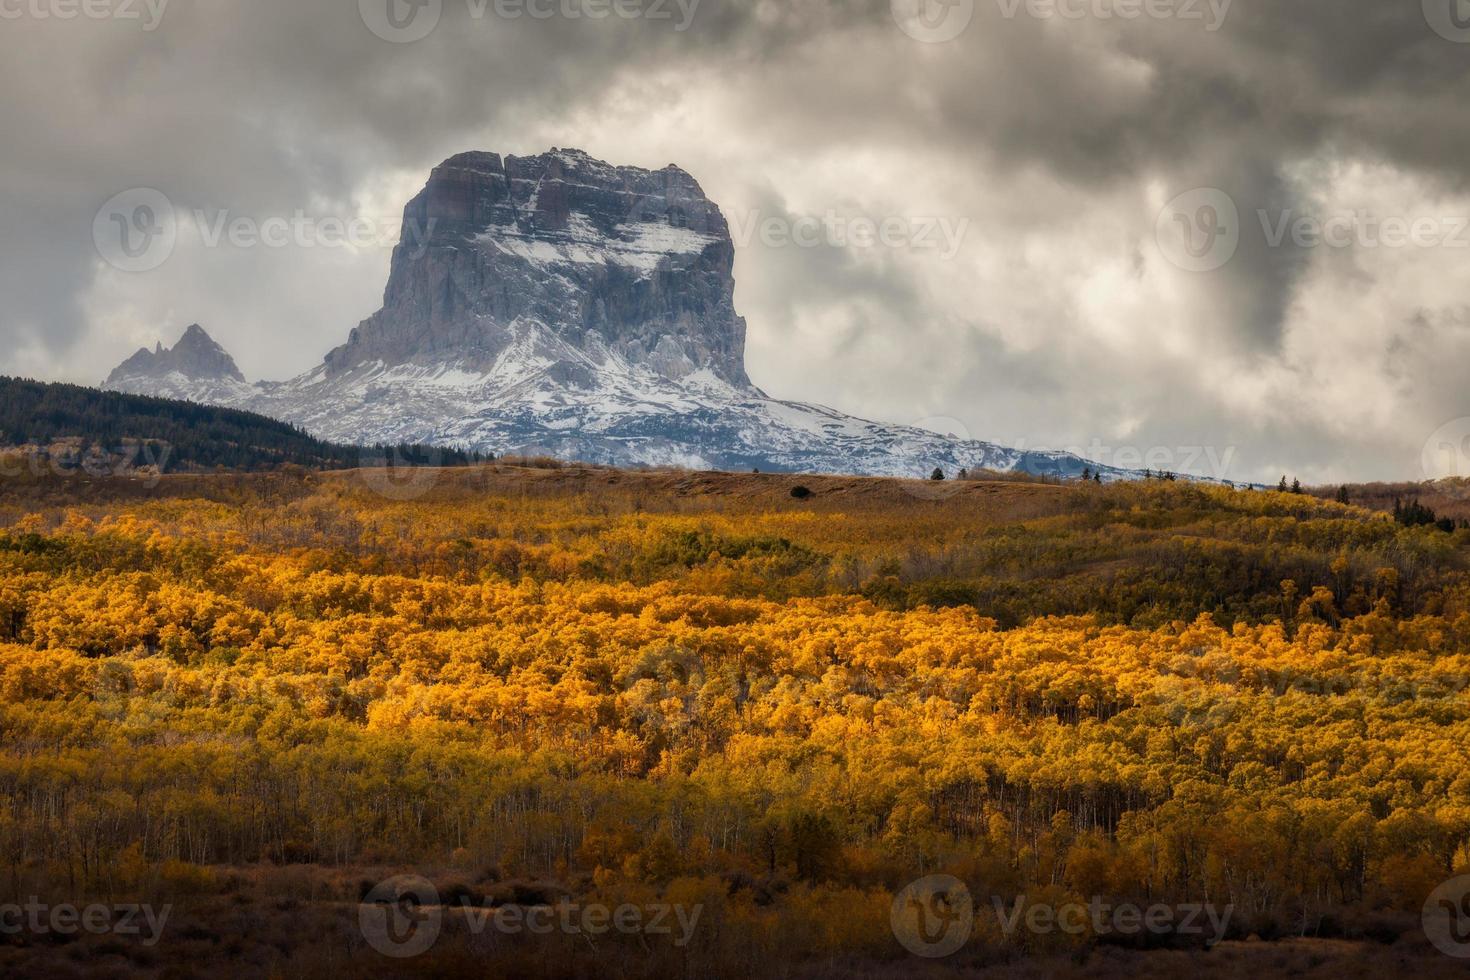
top-left (2, 462), bottom-right (1470, 977)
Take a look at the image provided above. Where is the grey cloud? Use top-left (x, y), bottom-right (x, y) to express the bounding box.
top-left (1, 0), bottom-right (1468, 480)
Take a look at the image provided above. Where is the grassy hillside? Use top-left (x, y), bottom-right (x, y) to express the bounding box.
top-left (0, 375), bottom-right (482, 474)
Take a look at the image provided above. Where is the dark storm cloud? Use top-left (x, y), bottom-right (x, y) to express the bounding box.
top-left (2, 0), bottom-right (1469, 480)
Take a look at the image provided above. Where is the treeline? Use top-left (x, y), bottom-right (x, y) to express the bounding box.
top-left (0, 376), bottom-right (485, 474)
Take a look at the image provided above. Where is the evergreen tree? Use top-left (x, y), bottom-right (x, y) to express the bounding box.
top-left (1395, 497), bottom-right (1451, 531)
top-left (930, 468), bottom-right (945, 481)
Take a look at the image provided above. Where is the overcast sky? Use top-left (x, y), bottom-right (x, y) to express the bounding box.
top-left (4, 0), bottom-right (1470, 484)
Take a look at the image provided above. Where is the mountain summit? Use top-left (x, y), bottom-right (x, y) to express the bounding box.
top-left (104, 149), bottom-right (1120, 479)
top-left (107, 324), bottom-right (246, 390)
top-left (324, 149), bottom-right (752, 389)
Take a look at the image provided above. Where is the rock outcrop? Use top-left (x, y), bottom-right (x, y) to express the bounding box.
top-left (323, 149), bottom-right (752, 389)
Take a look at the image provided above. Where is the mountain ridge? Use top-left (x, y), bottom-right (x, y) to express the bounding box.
top-left (107, 323), bottom-right (247, 388)
top-left (104, 148), bottom-right (1135, 481)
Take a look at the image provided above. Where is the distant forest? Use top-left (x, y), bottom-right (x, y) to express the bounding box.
top-left (0, 376), bottom-right (484, 473)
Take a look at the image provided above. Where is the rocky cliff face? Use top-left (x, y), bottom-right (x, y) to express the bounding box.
top-left (323, 149), bottom-right (752, 389)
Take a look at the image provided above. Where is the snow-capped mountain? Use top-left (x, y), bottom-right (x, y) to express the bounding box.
top-left (106, 323), bottom-right (253, 400)
top-left (105, 148), bottom-right (1128, 479)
